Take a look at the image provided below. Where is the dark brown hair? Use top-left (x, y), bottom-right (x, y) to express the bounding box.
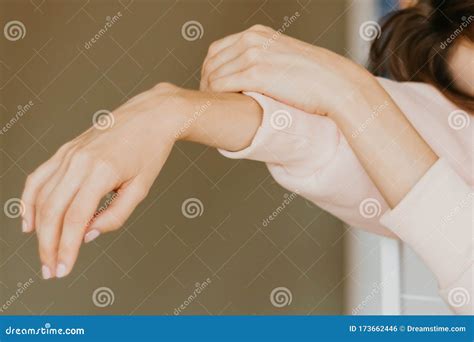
top-left (369, 0), bottom-right (474, 112)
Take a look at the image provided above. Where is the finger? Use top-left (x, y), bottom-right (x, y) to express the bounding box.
top-left (201, 27), bottom-right (267, 89)
top-left (35, 145), bottom-right (79, 237)
top-left (203, 44), bottom-right (259, 90)
top-left (201, 31), bottom-right (265, 90)
top-left (204, 25), bottom-right (270, 61)
top-left (201, 33), bottom-right (243, 91)
top-left (84, 179), bottom-right (149, 243)
top-left (36, 154), bottom-right (88, 279)
top-left (207, 49), bottom-right (261, 84)
top-left (56, 163), bottom-right (118, 278)
top-left (21, 143), bottom-right (73, 233)
top-left (207, 67), bottom-right (262, 94)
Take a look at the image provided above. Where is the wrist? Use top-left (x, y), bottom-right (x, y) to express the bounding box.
top-left (149, 83), bottom-right (197, 142)
top-left (328, 72), bottom-right (384, 124)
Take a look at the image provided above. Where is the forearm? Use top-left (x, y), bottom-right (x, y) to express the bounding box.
top-left (329, 76), bottom-right (438, 208)
top-left (171, 88), bottom-right (262, 152)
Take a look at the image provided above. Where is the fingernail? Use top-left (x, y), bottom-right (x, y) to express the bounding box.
top-left (84, 229), bottom-right (100, 243)
top-left (22, 219), bottom-right (29, 233)
top-left (56, 263), bottom-right (67, 278)
top-left (41, 265), bottom-right (52, 280)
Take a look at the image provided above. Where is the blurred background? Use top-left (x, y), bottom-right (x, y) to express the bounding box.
top-left (0, 0), bottom-right (451, 315)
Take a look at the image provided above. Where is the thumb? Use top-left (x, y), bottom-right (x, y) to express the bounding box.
top-left (83, 179), bottom-right (149, 243)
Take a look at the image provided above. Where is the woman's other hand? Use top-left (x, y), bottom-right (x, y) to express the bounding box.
top-left (200, 25), bottom-right (373, 116)
top-left (21, 83), bottom-right (190, 279)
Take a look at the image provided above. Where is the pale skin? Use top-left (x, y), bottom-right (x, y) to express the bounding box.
top-left (21, 25), bottom-right (472, 279)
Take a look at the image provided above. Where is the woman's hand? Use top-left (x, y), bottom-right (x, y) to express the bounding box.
top-left (21, 83), bottom-right (190, 279)
top-left (200, 25), bottom-right (372, 116)
top-left (20, 83), bottom-right (262, 280)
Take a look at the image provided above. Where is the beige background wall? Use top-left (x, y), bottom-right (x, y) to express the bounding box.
top-left (0, 0), bottom-right (348, 315)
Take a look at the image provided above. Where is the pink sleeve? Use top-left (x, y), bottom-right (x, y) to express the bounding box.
top-left (218, 92), bottom-right (395, 237)
top-left (380, 159), bottom-right (473, 314)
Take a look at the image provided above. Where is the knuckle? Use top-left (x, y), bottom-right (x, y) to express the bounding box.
top-left (56, 141), bottom-right (73, 156)
top-left (111, 215), bottom-right (126, 229)
top-left (39, 204), bottom-right (57, 223)
top-left (244, 47), bottom-right (261, 62)
top-left (64, 209), bottom-right (86, 227)
top-left (207, 41), bottom-right (220, 55)
top-left (25, 173), bottom-right (37, 188)
top-left (250, 24), bottom-right (271, 32)
top-left (203, 56), bottom-right (217, 73)
top-left (153, 82), bottom-right (176, 92)
top-left (136, 186), bottom-right (149, 201)
top-left (70, 150), bottom-right (93, 167)
top-left (241, 31), bottom-right (261, 45)
top-left (36, 190), bottom-right (48, 209)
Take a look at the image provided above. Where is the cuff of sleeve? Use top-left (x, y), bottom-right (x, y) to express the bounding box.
top-left (380, 159), bottom-right (473, 289)
top-left (218, 92), bottom-right (340, 177)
